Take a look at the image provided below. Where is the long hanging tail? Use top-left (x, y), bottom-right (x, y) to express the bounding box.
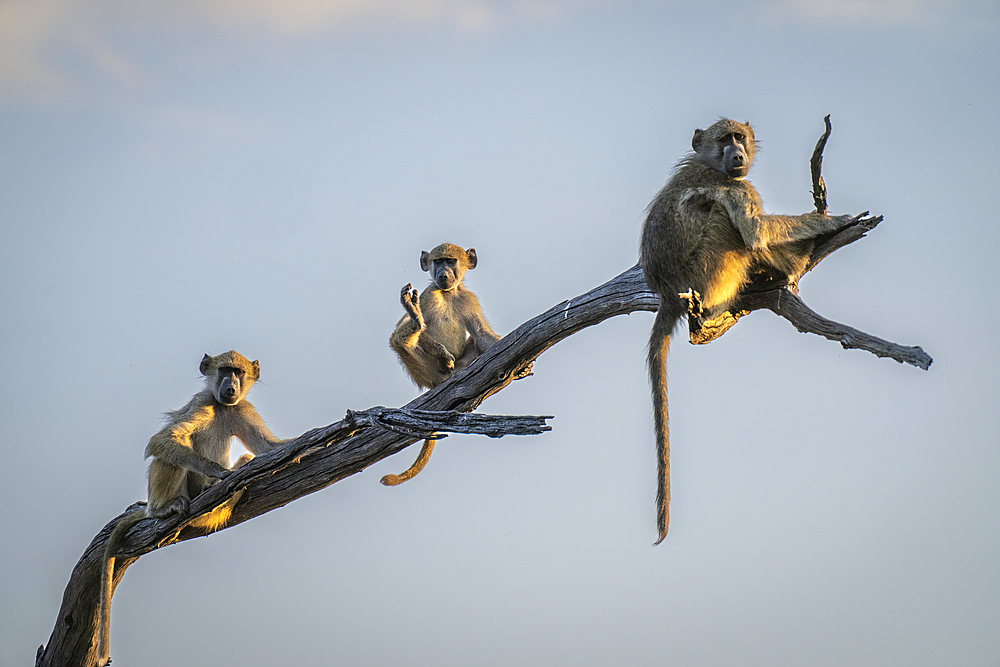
top-left (648, 309), bottom-right (676, 546)
top-left (380, 438), bottom-right (436, 486)
top-left (99, 550), bottom-right (114, 665)
top-left (98, 509), bottom-right (145, 665)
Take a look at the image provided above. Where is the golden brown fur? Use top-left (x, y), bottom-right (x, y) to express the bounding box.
top-left (384, 243), bottom-right (501, 485)
top-left (640, 119), bottom-right (856, 544)
top-left (97, 351), bottom-right (285, 665)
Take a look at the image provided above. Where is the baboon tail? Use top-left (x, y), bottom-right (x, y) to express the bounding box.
top-left (98, 550), bottom-right (114, 665)
top-left (648, 309), bottom-right (677, 546)
top-left (380, 439), bottom-right (436, 486)
top-left (98, 509), bottom-right (145, 665)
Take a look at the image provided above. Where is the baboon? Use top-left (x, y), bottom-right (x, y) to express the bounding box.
top-left (98, 351), bottom-right (285, 666)
top-left (385, 243), bottom-right (501, 485)
top-left (640, 119), bottom-right (857, 544)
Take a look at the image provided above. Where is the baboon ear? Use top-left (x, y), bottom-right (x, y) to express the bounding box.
top-left (251, 360), bottom-right (260, 380)
top-left (691, 129), bottom-right (705, 152)
top-left (419, 250), bottom-right (431, 272)
top-left (200, 354), bottom-right (213, 376)
top-left (465, 248), bottom-right (478, 269)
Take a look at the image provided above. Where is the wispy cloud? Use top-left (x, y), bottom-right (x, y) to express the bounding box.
top-left (0, 0), bottom-right (518, 101)
top-left (73, 25), bottom-right (146, 88)
top-left (2, 0), bottom-right (995, 103)
top-left (154, 0), bottom-right (613, 34)
top-left (757, 0), bottom-right (999, 31)
top-left (160, 0), bottom-right (504, 35)
top-left (147, 103), bottom-right (259, 138)
top-left (0, 0), bottom-right (148, 102)
top-left (0, 0), bottom-right (71, 100)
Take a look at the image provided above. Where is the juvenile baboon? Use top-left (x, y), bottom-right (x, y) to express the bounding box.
top-left (640, 119), bottom-right (857, 544)
top-left (97, 351), bottom-right (285, 666)
top-left (385, 243), bottom-right (501, 485)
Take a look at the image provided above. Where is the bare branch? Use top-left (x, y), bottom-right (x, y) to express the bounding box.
top-left (739, 288), bottom-right (933, 370)
top-left (811, 114), bottom-right (833, 214)
top-left (347, 406), bottom-right (553, 439)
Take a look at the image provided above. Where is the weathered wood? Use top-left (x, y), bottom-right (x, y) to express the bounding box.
top-left (346, 406), bottom-right (553, 439)
top-left (811, 114), bottom-right (833, 214)
top-left (742, 288), bottom-right (933, 369)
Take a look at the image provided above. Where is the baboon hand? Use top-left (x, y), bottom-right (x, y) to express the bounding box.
top-left (678, 288), bottom-right (704, 319)
top-left (400, 283), bottom-right (414, 305)
top-left (400, 283), bottom-right (422, 320)
top-left (438, 351), bottom-right (456, 375)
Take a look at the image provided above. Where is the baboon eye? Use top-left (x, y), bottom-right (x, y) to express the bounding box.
top-left (733, 133), bottom-right (744, 141)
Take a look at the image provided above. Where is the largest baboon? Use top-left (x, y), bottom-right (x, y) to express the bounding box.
top-left (640, 118), bottom-right (857, 544)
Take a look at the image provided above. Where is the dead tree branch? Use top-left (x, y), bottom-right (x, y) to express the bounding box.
top-left (811, 114), bottom-right (832, 214)
top-left (743, 288), bottom-right (932, 368)
top-left (38, 116), bottom-right (932, 667)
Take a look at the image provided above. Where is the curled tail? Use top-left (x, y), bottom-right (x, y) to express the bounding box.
top-left (98, 509), bottom-right (146, 665)
top-left (648, 308), bottom-right (678, 546)
top-left (380, 439), bottom-right (436, 486)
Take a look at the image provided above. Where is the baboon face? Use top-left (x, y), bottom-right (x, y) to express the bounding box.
top-left (692, 119), bottom-right (756, 180)
top-left (200, 351), bottom-right (260, 406)
top-left (419, 243), bottom-right (477, 291)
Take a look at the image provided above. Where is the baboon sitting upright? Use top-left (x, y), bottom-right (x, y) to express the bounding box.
top-left (385, 242), bottom-right (501, 485)
top-left (98, 351), bottom-right (286, 666)
top-left (640, 118), bottom-right (859, 544)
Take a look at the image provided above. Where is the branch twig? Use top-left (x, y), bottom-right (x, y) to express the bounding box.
top-left (811, 114), bottom-right (832, 214)
top-left (347, 406), bottom-right (553, 439)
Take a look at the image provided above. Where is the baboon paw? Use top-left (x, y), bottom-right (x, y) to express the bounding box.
top-left (149, 497), bottom-right (189, 519)
top-left (438, 354), bottom-right (456, 375)
top-left (400, 284), bottom-right (422, 320)
top-left (678, 288), bottom-right (704, 318)
top-left (400, 283), bottom-right (415, 305)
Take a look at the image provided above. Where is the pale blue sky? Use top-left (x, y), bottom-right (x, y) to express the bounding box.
top-left (2, 1), bottom-right (998, 665)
